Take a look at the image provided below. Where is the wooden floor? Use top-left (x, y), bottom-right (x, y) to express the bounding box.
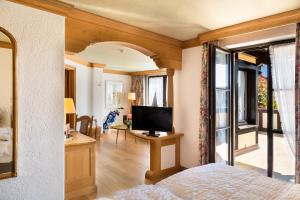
top-left (75, 129), bottom-right (152, 200)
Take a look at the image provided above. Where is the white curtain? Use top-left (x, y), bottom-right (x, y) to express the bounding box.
top-left (238, 71), bottom-right (246, 122)
top-left (270, 43), bottom-right (296, 155)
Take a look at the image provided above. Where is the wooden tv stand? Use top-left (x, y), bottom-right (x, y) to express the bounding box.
top-left (130, 131), bottom-right (184, 181)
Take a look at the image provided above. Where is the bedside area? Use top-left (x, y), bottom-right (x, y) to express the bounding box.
top-left (64, 132), bottom-right (97, 199)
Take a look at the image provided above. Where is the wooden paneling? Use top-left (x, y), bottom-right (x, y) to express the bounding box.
top-left (66, 8), bottom-right (181, 47)
top-left (167, 69), bottom-right (174, 108)
top-left (182, 38), bottom-right (200, 49)
top-left (8, 0), bottom-right (73, 16)
top-left (9, 0), bottom-right (300, 67)
top-left (238, 52), bottom-right (256, 64)
top-left (65, 54), bottom-right (91, 67)
top-left (65, 66), bottom-right (76, 128)
top-left (65, 18), bottom-right (182, 69)
top-left (219, 24), bottom-right (296, 47)
top-left (183, 8), bottom-right (300, 48)
top-left (103, 69), bottom-right (131, 75)
top-left (129, 68), bottom-right (167, 76)
top-left (65, 54), bottom-right (106, 69)
top-left (8, 0), bottom-right (182, 70)
top-left (91, 63), bottom-right (106, 68)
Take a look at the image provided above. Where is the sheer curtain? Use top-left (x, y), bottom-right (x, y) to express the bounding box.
top-left (131, 76), bottom-right (144, 106)
top-left (270, 43), bottom-right (296, 155)
top-left (238, 71), bottom-right (246, 122)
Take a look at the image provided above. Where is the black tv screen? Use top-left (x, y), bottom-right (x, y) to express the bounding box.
top-left (132, 106), bottom-right (173, 133)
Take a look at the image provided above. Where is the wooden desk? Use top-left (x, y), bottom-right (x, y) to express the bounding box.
top-left (130, 131), bottom-right (184, 181)
top-left (65, 132), bottom-right (97, 199)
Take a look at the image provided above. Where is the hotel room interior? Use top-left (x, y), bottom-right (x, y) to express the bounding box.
top-left (0, 0), bottom-right (300, 199)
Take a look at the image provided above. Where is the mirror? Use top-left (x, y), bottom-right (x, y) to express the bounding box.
top-left (0, 27), bottom-right (17, 179)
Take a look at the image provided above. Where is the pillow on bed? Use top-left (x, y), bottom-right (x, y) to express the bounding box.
top-left (0, 128), bottom-right (11, 141)
top-left (103, 185), bottom-right (182, 200)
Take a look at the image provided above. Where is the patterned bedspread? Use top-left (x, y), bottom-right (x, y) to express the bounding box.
top-left (98, 163), bottom-right (300, 200)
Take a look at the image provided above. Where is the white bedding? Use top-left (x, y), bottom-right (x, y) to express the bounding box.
top-left (99, 163), bottom-right (300, 200)
top-left (0, 128), bottom-right (12, 163)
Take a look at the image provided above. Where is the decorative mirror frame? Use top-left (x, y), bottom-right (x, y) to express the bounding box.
top-left (0, 27), bottom-right (17, 180)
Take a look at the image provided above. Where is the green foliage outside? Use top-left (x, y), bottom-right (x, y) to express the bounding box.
top-left (258, 76), bottom-right (278, 110)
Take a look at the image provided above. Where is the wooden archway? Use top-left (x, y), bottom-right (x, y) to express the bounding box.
top-left (79, 41), bottom-right (162, 69)
top-left (65, 12), bottom-right (182, 70)
top-left (6, 0), bottom-right (182, 70)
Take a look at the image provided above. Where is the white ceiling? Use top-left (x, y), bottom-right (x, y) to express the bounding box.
top-left (60, 0), bottom-right (300, 40)
top-left (76, 42), bottom-right (158, 72)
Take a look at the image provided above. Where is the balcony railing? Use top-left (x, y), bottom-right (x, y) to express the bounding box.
top-left (258, 109), bottom-right (282, 133)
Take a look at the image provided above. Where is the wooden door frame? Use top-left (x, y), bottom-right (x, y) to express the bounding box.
top-left (230, 38), bottom-right (295, 177)
top-left (208, 44), bottom-right (234, 165)
top-left (231, 45), bottom-right (273, 177)
top-left (266, 48), bottom-right (273, 178)
top-left (65, 65), bottom-right (76, 128)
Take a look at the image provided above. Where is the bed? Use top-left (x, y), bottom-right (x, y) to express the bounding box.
top-left (0, 128), bottom-right (13, 173)
top-left (100, 163), bottom-right (300, 200)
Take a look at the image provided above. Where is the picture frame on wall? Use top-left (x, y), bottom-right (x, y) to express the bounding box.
top-left (105, 80), bottom-right (124, 109)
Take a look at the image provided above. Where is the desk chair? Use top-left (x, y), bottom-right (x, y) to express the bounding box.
top-left (76, 115), bottom-right (93, 137)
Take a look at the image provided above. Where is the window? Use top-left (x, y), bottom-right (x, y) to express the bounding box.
top-left (238, 70), bottom-right (247, 122)
top-left (147, 76), bottom-right (167, 107)
top-left (215, 49), bottom-right (230, 130)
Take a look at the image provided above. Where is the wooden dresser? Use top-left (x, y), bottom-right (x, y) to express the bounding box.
top-left (64, 132), bottom-right (97, 199)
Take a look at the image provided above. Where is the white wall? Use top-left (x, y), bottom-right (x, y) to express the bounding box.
top-left (65, 59), bottom-right (93, 116)
top-left (0, 1), bottom-right (65, 200)
top-left (174, 46), bottom-right (202, 168)
top-left (92, 68), bottom-right (131, 125)
top-left (64, 61), bottom-right (131, 126)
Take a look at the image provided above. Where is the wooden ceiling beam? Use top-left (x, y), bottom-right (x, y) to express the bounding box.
top-left (65, 18), bottom-right (182, 69)
top-left (103, 69), bottom-right (131, 75)
top-left (129, 69), bottom-right (167, 76)
top-left (65, 54), bottom-right (106, 68)
top-left (66, 8), bottom-right (181, 48)
top-left (8, 0), bottom-right (300, 65)
top-left (8, 0), bottom-right (182, 70)
top-left (65, 54), bottom-right (91, 67)
top-left (183, 8), bottom-right (300, 48)
top-left (7, 0), bottom-right (181, 47)
top-left (8, 0), bottom-right (74, 16)
top-left (91, 63), bottom-right (106, 68)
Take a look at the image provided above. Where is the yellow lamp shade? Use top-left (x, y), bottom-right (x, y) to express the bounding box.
top-left (128, 92), bottom-right (136, 101)
top-left (64, 98), bottom-right (76, 114)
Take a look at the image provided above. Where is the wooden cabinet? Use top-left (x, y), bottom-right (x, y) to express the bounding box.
top-left (65, 132), bottom-right (97, 199)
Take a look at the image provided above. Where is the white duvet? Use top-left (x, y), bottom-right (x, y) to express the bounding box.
top-left (0, 128), bottom-right (12, 163)
top-left (99, 163), bottom-right (300, 200)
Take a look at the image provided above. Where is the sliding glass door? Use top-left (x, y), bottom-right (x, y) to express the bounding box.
top-left (209, 46), bottom-right (233, 164)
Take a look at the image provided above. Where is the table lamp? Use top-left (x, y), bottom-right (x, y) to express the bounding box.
top-left (128, 92), bottom-right (136, 114)
top-left (64, 98), bottom-right (76, 138)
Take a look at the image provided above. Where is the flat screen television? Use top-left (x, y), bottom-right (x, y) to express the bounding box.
top-left (132, 106), bottom-right (173, 136)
